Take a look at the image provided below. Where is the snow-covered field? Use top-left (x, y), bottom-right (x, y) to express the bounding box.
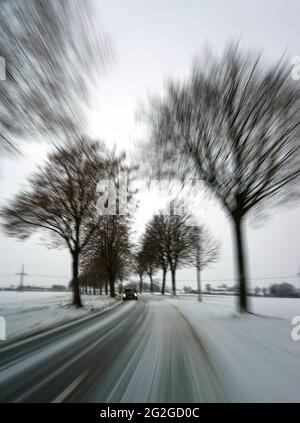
top-left (194, 294), bottom-right (300, 320)
top-left (1, 291), bottom-right (300, 402)
top-left (0, 291), bottom-right (119, 341)
top-left (171, 295), bottom-right (300, 402)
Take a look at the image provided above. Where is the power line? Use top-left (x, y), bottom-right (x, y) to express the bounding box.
top-left (22, 274), bottom-right (68, 279)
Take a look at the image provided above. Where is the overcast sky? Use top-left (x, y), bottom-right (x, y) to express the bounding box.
top-left (0, 0), bottom-right (299, 290)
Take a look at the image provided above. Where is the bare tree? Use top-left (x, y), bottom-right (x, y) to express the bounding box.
top-left (80, 261), bottom-right (107, 295)
top-left (166, 211), bottom-right (197, 295)
top-left (193, 225), bottom-right (219, 270)
top-left (192, 224), bottom-right (219, 301)
top-left (103, 149), bottom-right (139, 217)
top-left (144, 204), bottom-right (196, 295)
top-left (0, 0), bottom-right (111, 154)
top-left (143, 212), bottom-right (169, 294)
top-left (82, 152), bottom-right (137, 297)
top-left (132, 249), bottom-right (148, 293)
top-left (138, 211), bottom-right (219, 297)
top-left (140, 237), bottom-right (159, 294)
top-left (205, 283), bottom-right (212, 294)
top-left (142, 44), bottom-right (300, 311)
top-left (0, 139), bottom-right (109, 307)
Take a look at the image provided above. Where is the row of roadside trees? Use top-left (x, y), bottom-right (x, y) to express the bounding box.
top-left (0, 139), bottom-right (135, 307)
top-left (133, 205), bottom-right (219, 296)
top-left (0, 134), bottom-right (219, 305)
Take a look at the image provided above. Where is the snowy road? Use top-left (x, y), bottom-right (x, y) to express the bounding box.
top-left (0, 296), bottom-right (226, 403)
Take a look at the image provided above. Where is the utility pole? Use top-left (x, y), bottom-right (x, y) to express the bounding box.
top-left (16, 264), bottom-right (27, 290)
top-left (195, 226), bottom-right (202, 302)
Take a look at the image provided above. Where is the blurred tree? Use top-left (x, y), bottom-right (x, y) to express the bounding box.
top-left (0, 0), bottom-right (111, 154)
top-left (143, 209), bottom-right (218, 296)
top-left (143, 212), bottom-right (169, 295)
top-left (82, 152), bottom-right (137, 298)
top-left (155, 206), bottom-right (196, 295)
top-left (140, 236), bottom-right (160, 294)
top-left (142, 44), bottom-right (300, 311)
top-left (269, 282), bottom-right (298, 298)
top-left (183, 286), bottom-right (192, 293)
top-left (0, 139), bottom-right (109, 307)
top-left (82, 215), bottom-right (132, 298)
top-left (132, 248), bottom-right (148, 294)
top-left (205, 283), bottom-right (212, 294)
top-left (80, 260), bottom-right (107, 295)
top-left (254, 286), bottom-right (261, 296)
top-left (193, 224), bottom-right (219, 301)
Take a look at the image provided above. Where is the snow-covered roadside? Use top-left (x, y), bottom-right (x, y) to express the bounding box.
top-left (169, 296), bottom-right (300, 402)
top-left (188, 294), bottom-right (300, 321)
top-left (0, 291), bottom-right (120, 341)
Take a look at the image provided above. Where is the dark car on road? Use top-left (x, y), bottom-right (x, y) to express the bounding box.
top-left (123, 287), bottom-right (138, 301)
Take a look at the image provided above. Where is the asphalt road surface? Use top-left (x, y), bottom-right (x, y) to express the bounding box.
top-left (0, 296), bottom-right (226, 403)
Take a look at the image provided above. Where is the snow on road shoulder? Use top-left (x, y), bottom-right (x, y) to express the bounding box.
top-left (189, 294), bottom-right (300, 321)
top-left (169, 296), bottom-right (300, 402)
top-left (0, 291), bottom-right (119, 341)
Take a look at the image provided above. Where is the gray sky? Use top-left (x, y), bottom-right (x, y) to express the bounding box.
top-left (0, 0), bottom-right (299, 290)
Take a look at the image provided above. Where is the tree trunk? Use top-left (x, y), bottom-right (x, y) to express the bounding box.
top-left (105, 280), bottom-right (108, 295)
top-left (109, 275), bottom-right (115, 298)
top-left (233, 217), bottom-right (248, 313)
top-left (72, 251), bottom-right (82, 307)
top-left (196, 236), bottom-right (202, 302)
top-left (100, 284), bottom-right (103, 295)
top-left (139, 276), bottom-right (143, 293)
top-left (196, 265), bottom-right (202, 302)
top-left (93, 286), bottom-right (96, 295)
top-left (161, 268), bottom-right (166, 295)
top-left (171, 268), bottom-right (176, 295)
